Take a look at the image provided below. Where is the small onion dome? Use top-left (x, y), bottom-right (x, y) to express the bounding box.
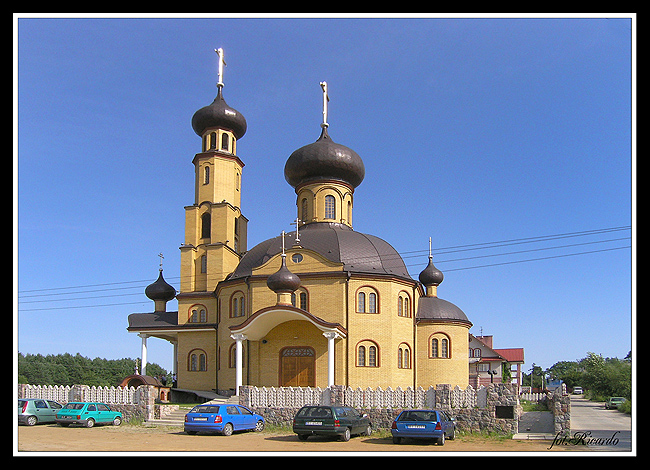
top-left (284, 127), bottom-right (365, 189)
top-left (419, 257), bottom-right (444, 287)
top-left (191, 88), bottom-right (247, 139)
top-left (266, 256), bottom-right (301, 294)
top-left (145, 270), bottom-right (176, 302)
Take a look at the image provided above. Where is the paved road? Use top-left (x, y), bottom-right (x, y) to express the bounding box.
top-left (560, 396), bottom-right (632, 452)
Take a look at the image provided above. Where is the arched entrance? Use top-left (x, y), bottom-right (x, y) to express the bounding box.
top-left (280, 346), bottom-right (315, 387)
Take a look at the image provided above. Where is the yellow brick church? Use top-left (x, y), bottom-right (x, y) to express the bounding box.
top-left (128, 50), bottom-right (473, 395)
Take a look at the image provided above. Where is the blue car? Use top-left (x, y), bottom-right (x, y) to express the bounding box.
top-left (184, 404), bottom-right (265, 436)
top-left (391, 409), bottom-right (456, 445)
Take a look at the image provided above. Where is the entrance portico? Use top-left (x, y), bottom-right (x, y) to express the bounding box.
top-left (229, 305), bottom-right (346, 394)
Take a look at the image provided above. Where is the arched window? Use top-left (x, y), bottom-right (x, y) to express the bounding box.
top-left (356, 341), bottom-right (379, 367)
top-left (398, 292), bottom-right (411, 317)
top-left (291, 289), bottom-right (309, 311)
top-left (209, 132), bottom-right (217, 150)
top-left (324, 195), bottom-right (336, 219)
top-left (398, 343), bottom-right (411, 369)
top-left (430, 333), bottom-right (451, 358)
top-left (204, 165), bottom-right (210, 184)
top-left (357, 287), bottom-right (379, 313)
top-left (188, 349), bottom-right (207, 371)
top-left (301, 198), bottom-right (309, 223)
top-left (201, 213), bottom-right (211, 239)
top-left (221, 132), bottom-right (230, 151)
top-left (189, 305), bottom-right (207, 323)
top-left (200, 255), bottom-right (207, 274)
top-left (358, 292), bottom-right (366, 312)
top-left (230, 292), bottom-right (246, 317)
top-left (228, 343), bottom-right (245, 369)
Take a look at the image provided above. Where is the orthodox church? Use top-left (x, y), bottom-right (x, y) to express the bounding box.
top-left (127, 50), bottom-right (473, 395)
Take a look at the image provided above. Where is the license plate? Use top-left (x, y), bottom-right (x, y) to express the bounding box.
top-left (305, 421), bottom-right (322, 426)
top-left (193, 417), bottom-right (208, 421)
top-left (408, 425), bottom-right (425, 429)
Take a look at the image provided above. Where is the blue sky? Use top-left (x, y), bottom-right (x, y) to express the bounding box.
top-left (15, 15), bottom-right (634, 375)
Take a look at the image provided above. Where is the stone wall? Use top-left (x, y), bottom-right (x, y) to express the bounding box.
top-left (241, 383), bottom-right (521, 435)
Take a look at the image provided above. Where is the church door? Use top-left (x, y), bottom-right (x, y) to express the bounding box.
top-left (280, 347), bottom-right (315, 387)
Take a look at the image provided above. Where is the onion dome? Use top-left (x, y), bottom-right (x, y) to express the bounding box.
top-left (284, 127), bottom-right (365, 189)
top-left (419, 257), bottom-right (444, 287)
top-left (191, 87), bottom-right (247, 139)
top-left (266, 255), bottom-right (301, 294)
top-left (145, 270), bottom-right (176, 302)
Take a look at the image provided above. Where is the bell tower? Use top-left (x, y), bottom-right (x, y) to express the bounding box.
top-left (180, 48), bottom-right (248, 295)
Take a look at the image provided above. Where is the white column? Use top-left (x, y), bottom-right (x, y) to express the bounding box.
top-left (139, 334), bottom-right (149, 376)
top-left (172, 340), bottom-right (178, 375)
top-left (323, 331), bottom-right (339, 387)
top-left (230, 333), bottom-right (247, 395)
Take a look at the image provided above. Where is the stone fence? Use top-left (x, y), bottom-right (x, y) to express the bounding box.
top-left (18, 384), bottom-right (160, 422)
top-left (240, 383), bottom-right (522, 434)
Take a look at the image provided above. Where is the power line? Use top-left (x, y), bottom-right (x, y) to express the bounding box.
top-left (17, 225), bottom-right (631, 312)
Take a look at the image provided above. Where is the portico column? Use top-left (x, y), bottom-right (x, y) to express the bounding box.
top-left (323, 331), bottom-right (339, 387)
top-left (230, 333), bottom-right (247, 395)
top-left (139, 334), bottom-right (149, 376)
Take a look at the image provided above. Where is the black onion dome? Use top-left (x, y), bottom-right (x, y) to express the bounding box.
top-left (419, 257), bottom-right (444, 286)
top-left (284, 127), bottom-right (365, 188)
top-left (145, 271), bottom-right (176, 302)
top-left (266, 256), bottom-right (301, 293)
top-left (191, 88), bottom-right (247, 139)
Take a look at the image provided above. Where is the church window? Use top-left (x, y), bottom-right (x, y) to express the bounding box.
top-left (230, 292), bottom-right (246, 317)
top-left (221, 132), bottom-right (230, 151)
top-left (209, 132), bottom-right (217, 150)
top-left (430, 333), bottom-right (451, 358)
top-left (357, 287), bottom-right (379, 313)
top-left (189, 305), bottom-right (207, 323)
top-left (236, 172), bottom-right (240, 191)
top-left (356, 341), bottom-right (379, 367)
top-left (228, 343), bottom-right (245, 369)
top-left (291, 289), bottom-right (309, 311)
top-left (357, 292), bottom-right (365, 312)
top-left (200, 255), bottom-right (207, 274)
top-left (398, 292), bottom-right (411, 317)
top-left (325, 195), bottom-right (335, 219)
top-left (201, 213), bottom-right (211, 239)
top-left (398, 343), bottom-right (411, 369)
top-left (188, 349), bottom-right (207, 371)
top-left (301, 198), bottom-right (309, 222)
top-left (204, 165), bottom-right (210, 184)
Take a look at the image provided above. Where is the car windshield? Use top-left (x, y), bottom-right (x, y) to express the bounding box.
top-left (191, 405), bottom-right (221, 413)
top-left (63, 403), bottom-right (85, 410)
top-left (298, 407), bottom-right (332, 418)
top-left (399, 410), bottom-right (438, 421)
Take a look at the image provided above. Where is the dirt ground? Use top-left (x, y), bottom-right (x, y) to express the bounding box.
top-left (17, 423), bottom-right (583, 454)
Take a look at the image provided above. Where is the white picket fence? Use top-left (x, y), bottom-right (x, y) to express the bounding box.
top-left (20, 384), bottom-right (138, 405)
top-left (246, 385), bottom-right (490, 409)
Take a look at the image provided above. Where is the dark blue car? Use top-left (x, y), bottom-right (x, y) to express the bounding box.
top-left (391, 409), bottom-right (456, 445)
top-left (184, 404), bottom-right (265, 436)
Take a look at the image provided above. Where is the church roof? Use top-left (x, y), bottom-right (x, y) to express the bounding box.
top-left (227, 222), bottom-right (412, 281)
top-left (415, 296), bottom-right (472, 326)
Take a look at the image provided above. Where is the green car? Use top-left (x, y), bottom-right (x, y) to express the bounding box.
top-left (293, 405), bottom-right (372, 441)
top-left (55, 402), bottom-right (122, 428)
top-left (605, 397), bottom-right (626, 410)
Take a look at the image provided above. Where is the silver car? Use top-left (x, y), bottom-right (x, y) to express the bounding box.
top-left (18, 398), bottom-right (63, 426)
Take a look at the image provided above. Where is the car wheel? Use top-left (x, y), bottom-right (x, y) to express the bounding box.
top-left (438, 433), bottom-right (445, 445)
top-left (222, 423), bottom-right (233, 436)
top-left (448, 427), bottom-right (455, 440)
top-left (255, 420), bottom-right (264, 432)
top-left (364, 424), bottom-right (372, 436)
top-left (112, 416), bottom-right (122, 426)
top-left (340, 427), bottom-right (351, 441)
top-left (186, 430), bottom-right (197, 435)
top-left (85, 418), bottom-right (95, 428)
top-left (392, 436), bottom-right (401, 444)
top-left (26, 415), bottom-right (37, 426)
top-left (297, 434), bottom-right (309, 441)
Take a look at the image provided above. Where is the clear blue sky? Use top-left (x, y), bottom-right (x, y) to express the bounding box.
top-left (15, 15), bottom-right (634, 375)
